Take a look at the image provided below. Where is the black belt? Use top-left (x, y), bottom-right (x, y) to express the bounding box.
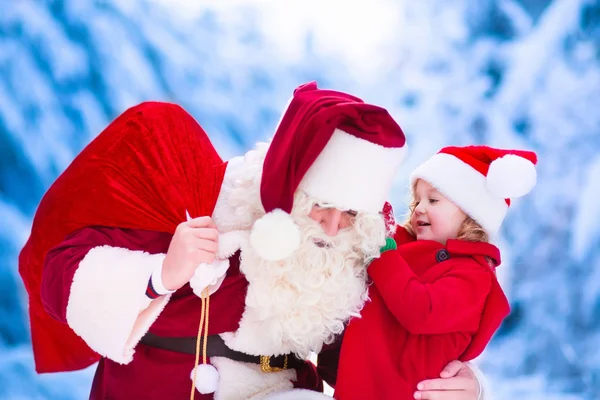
top-left (139, 332), bottom-right (304, 372)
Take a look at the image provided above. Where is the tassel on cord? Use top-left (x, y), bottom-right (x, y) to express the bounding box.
top-left (190, 288), bottom-right (218, 399)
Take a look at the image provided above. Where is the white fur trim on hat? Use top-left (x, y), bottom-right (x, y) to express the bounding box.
top-left (299, 129), bottom-right (406, 213)
top-left (410, 153), bottom-right (508, 236)
top-left (487, 154), bottom-right (537, 199)
top-left (250, 209), bottom-right (301, 261)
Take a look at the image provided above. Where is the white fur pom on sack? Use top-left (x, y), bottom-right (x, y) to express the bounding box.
top-left (486, 154), bottom-right (537, 199)
top-left (189, 259), bottom-right (229, 298)
top-left (249, 209), bottom-right (301, 261)
top-left (189, 230), bottom-right (251, 298)
top-left (190, 364), bottom-right (219, 394)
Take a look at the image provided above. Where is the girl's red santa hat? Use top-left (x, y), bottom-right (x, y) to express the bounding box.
top-left (409, 145), bottom-right (538, 236)
top-left (250, 82), bottom-right (407, 261)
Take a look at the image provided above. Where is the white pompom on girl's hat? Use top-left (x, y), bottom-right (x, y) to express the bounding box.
top-left (409, 145), bottom-right (538, 236)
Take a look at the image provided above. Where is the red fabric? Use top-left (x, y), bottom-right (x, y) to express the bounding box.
top-left (41, 226), bottom-right (321, 399)
top-left (19, 101), bottom-right (228, 373)
top-left (381, 202), bottom-right (396, 232)
top-left (315, 334), bottom-right (345, 388)
top-left (439, 146), bottom-right (538, 206)
top-left (293, 360), bottom-right (324, 393)
top-left (335, 227), bottom-right (510, 399)
top-left (261, 81), bottom-right (405, 214)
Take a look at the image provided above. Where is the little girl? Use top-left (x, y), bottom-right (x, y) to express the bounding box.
top-left (334, 145), bottom-right (538, 400)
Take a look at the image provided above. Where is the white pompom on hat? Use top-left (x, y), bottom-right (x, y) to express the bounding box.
top-left (486, 153), bottom-right (537, 199)
top-left (409, 145), bottom-right (538, 236)
top-left (249, 209), bottom-right (301, 262)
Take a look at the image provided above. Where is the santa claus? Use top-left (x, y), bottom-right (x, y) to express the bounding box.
top-left (19, 82), bottom-right (487, 399)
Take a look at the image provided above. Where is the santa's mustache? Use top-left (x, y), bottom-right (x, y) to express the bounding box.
top-left (293, 217), bottom-right (357, 252)
top-left (312, 238), bottom-right (329, 248)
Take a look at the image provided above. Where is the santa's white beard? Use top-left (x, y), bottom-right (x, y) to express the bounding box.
top-left (237, 193), bottom-right (384, 359)
top-left (214, 144), bottom-right (387, 359)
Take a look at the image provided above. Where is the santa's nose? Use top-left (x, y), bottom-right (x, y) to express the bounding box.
top-left (321, 209), bottom-right (344, 236)
top-left (309, 207), bottom-right (346, 237)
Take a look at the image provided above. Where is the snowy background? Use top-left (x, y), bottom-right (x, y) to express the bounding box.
top-left (1, 0), bottom-right (599, 398)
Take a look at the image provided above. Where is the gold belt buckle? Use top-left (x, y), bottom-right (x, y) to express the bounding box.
top-left (260, 355), bottom-right (288, 372)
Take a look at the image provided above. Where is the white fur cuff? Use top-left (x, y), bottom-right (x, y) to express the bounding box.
top-left (150, 259), bottom-right (176, 295)
top-left (466, 361), bottom-right (492, 400)
top-left (66, 246), bottom-right (171, 364)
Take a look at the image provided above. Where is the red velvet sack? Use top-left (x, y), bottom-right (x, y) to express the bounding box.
top-left (18, 102), bottom-right (226, 373)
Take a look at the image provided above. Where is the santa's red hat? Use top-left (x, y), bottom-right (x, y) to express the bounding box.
top-left (409, 145), bottom-right (538, 236)
top-left (250, 82), bottom-right (407, 261)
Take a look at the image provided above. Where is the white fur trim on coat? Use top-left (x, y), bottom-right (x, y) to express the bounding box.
top-left (410, 153), bottom-right (509, 236)
top-left (299, 129), bottom-right (406, 214)
top-left (66, 246), bottom-right (171, 364)
top-left (210, 356), bottom-right (297, 400)
top-left (263, 389), bottom-right (331, 399)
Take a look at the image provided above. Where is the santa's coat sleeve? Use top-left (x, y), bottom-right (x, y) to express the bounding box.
top-left (41, 226), bottom-right (171, 364)
top-left (367, 250), bottom-right (492, 335)
top-left (315, 335), bottom-right (343, 388)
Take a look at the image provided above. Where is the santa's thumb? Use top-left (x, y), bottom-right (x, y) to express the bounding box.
top-left (440, 360), bottom-right (464, 378)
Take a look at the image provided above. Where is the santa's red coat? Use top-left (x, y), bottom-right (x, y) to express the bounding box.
top-left (19, 101), bottom-right (330, 399)
top-left (42, 226), bottom-right (323, 399)
top-left (334, 227), bottom-right (510, 400)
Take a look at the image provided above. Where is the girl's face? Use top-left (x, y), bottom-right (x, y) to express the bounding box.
top-left (410, 180), bottom-right (467, 244)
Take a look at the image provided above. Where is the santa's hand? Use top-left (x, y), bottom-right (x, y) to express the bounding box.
top-left (162, 216), bottom-right (219, 291)
top-left (414, 360), bottom-right (480, 400)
